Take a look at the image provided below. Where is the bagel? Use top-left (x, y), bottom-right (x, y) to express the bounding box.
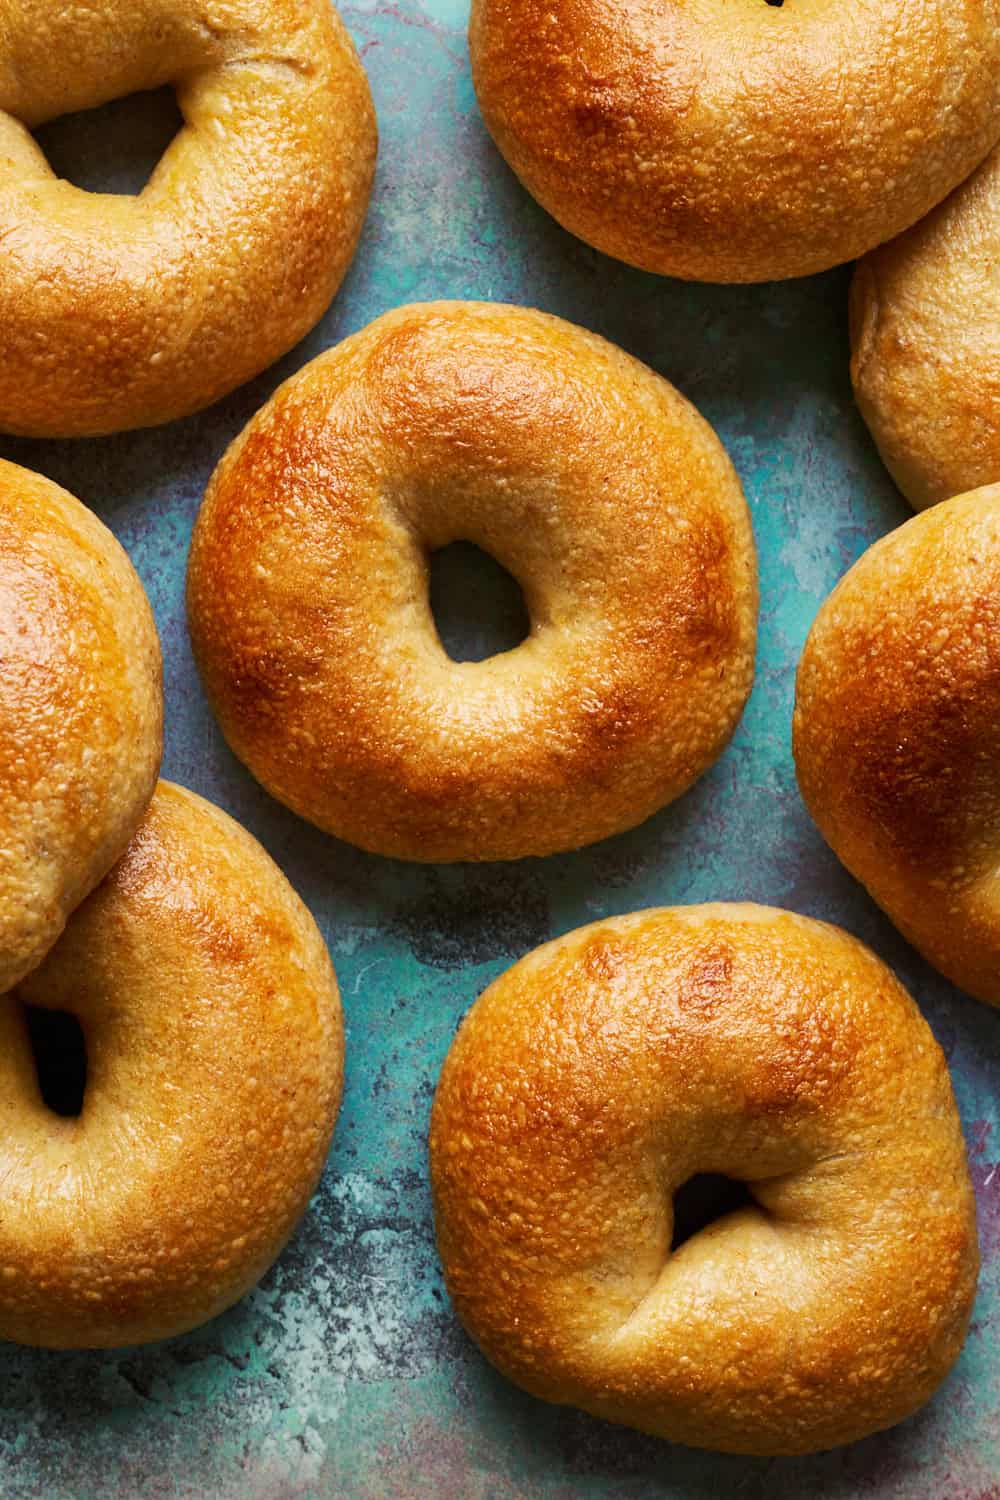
top-left (0, 780), bottom-right (342, 1348)
top-left (0, 0), bottom-right (376, 438)
top-left (430, 903), bottom-right (979, 1455)
top-left (469, 0), bottom-right (1000, 283)
top-left (794, 484), bottom-right (1000, 1007)
top-left (187, 301), bottom-right (757, 862)
top-left (0, 459), bottom-right (162, 995)
top-left (851, 146), bottom-right (1000, 511)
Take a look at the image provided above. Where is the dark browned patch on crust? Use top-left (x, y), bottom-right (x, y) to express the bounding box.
top-left (677, 942), bottom-right (735, 1012)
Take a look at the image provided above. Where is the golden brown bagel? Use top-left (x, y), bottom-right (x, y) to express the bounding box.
top-left (851, 146), bottom-right (1000, 510)
top-left (0, 459), bottom-right (162, 995)
top-left (0, 780), bottom-right (343, 1349)
top-left (470, 0), bottom-right (1000, 283)
top-left (187, 301), bottom-right (757, 862)
top-left (0, 0), bottom-right (376, 437)
top-left (430, 903), bottom-right (979, 1455)
top-left (794, 484), bottom-right (1000, 1007)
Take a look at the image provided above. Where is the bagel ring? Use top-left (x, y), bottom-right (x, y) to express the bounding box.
top-left (0, 459), bottom-right (162, 995)
top-left (0, 781), bottom-right (343, 1349)
top-left (851, 146), bottom-right (1000, 511)
top-left (794, 484), bottom-right (1000, 1007)
top-left (430, 904), bottom-right (979, 1455)
top-left (0, 0), bottom-right (376, 437)
top-left (187, 301), bottom-right (757, 862)
top-left (470, 0), bottom-right (1000, 282)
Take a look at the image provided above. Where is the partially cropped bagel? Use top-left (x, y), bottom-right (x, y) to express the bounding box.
top-left (187, 301), bottom-right (757, 862)
top-left (851, 146), bottom-right (1000, 510)
top-left (470, 0), bottom-right (1000, 282)
top-left (431, 904), bottom-right (978, 1455)
top-left (0, 781), bottom-right (343, 1349)
top-left (794, 484), bottom-right (1000, 1007)
top-left (0, 459), bottom-right (161, 995)
top-left (0, 0), bottom-right (376, 437)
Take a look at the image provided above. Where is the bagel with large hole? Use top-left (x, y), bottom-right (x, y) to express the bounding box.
top-left (0, 0), bottom-right (376, 437)
top-left (794, 484), bottom-right (1000, 1007)
top-left (0, 781), bottom-right (343, 1349)
top-left (470, 0), bottom-right (1000, 282)
top-left (0, 459), bottom-right (162, 995)
top-left (430, 903), bottom-right (979, 1455)
top-left (851, 146), bottom-right (1000, 510)
top-left (186, 301), bottom-right (758, 862)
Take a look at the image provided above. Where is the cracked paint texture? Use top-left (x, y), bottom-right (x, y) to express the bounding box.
top-left (0, 2), bottom-right (997, 1496)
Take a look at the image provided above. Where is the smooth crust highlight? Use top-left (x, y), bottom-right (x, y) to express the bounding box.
top-left (430, 904), bottom-right (978, 1454)
top-left (0, 0), bottom-right (377, 437)
top-left (0, 782), bottom-right (343, 1349)
top-left (851, 146), bottom-right (1000, 511)
top-left (0, 459), bottom-right (162, 994)
top-left (794, 484), bottom-right (1000, 1006)
top-left (187, 300), bottom-right (758, 862)
top-left (470, 0), bottom-right (1000, 282)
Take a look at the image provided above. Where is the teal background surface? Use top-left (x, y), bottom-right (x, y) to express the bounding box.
top-left (0, 4), bottom-right (997, 1495)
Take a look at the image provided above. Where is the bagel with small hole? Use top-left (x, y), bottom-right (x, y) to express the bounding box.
top-left (430, 904), bottom-right (978, 1455)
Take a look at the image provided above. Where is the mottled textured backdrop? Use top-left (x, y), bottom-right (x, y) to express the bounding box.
top-left (1, 3), bottom-right (997, 1495)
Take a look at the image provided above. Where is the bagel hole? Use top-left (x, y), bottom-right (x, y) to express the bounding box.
top-left (671, 1173), bottom-right (754, 1250)
top-left (23, 1006), bottom-right (87, 1118)
top-left (428, 542), bottom-right (530, 662)
top-left (34, 86), bottom-right (183, 196)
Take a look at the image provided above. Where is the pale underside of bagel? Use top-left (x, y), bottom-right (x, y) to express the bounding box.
top-left (851, 146), bottom-right (1000, 511)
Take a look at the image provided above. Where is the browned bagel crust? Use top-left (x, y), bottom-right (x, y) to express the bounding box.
top-left (430, 904), bottom-right (978, 1455)
top-left (470, 0), bottom-right (1000, 283)
top-left (851, 147), bottom-right (1000, 511)
top-left (0, 459), bottom-right (162, 994)
top-left (0, 0), bottom-right (376, 437)
top-left (187, 301), bottom-right (758, 862)
top-left (794, 484), bottom-right (1000, 1006)
top-left (0, 781), bottom-right (343, 1349)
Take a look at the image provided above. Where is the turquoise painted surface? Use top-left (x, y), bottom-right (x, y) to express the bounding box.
top-left (1, 4), bottom-right (998, 1495)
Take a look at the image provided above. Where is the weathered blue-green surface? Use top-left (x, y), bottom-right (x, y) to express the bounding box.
top-left (1, 5), bottom-right (998, 1495)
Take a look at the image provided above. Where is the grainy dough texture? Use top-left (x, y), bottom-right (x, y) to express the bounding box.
top-left (431, 903), bottom-right (979, 1455)
top-left (851, 147), bottom-right (1000, 510)
top-left (795, 484), bottom-right (1000, 1007)
top-left (187, 301), bottom-right (758, 861)
top-left (0, 0), bottom-right (377, 436)
top-left (0, 458), bottom-right (162, 994)
top-left (470, 0), bottom-right (1000, 281)
top-left (0, 782), bottom-right (344, 1349)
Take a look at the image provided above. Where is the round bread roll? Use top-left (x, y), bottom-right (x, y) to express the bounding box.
top-left (187, 301), bottom-right (757, 862)
top-left (430, 904), bottom-right (979, 1455)
top-left (0, 780), bottom-right (343, 1349)
top-left (795, 484), bottom-right (1000, 1007)
top-left (0, 0), bottom-right (376, 437)
top-left (469, 0), bottom-right (1000, 283)
top-left (0, 459), bottom-right (162, 995)
top-left (851, 146), bottom-right (1000, 510)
